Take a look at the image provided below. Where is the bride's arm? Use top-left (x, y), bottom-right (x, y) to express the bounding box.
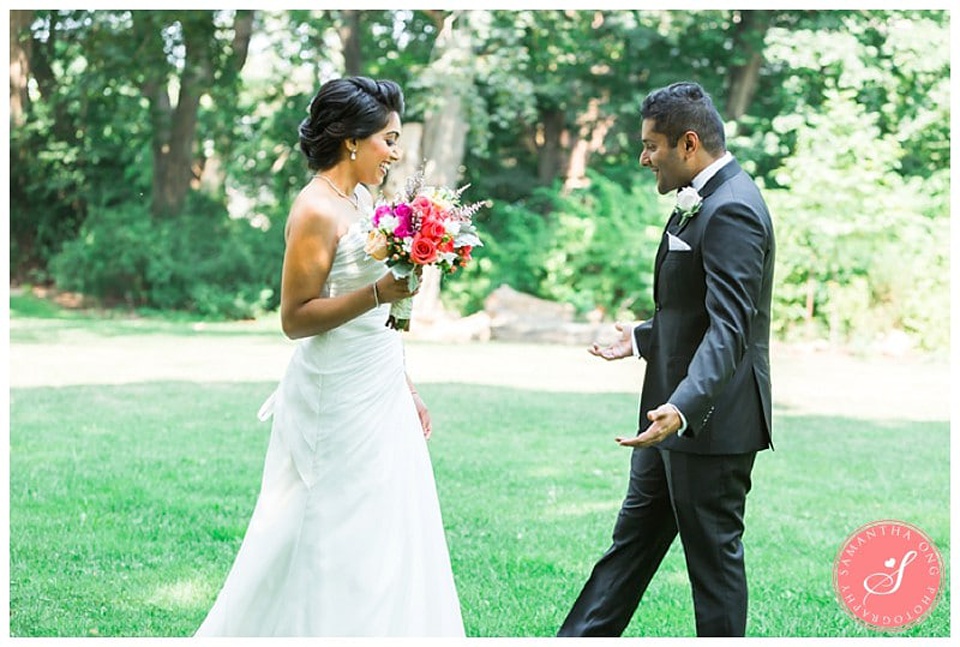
top-left (280, 200), bottom-right (407, 339)
top-left (406, 374), bottom-right (432, 439)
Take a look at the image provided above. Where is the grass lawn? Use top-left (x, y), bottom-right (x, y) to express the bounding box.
top-left (6, 293), bottom-right (952, 638)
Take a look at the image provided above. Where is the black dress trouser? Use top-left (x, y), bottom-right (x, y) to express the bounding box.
top-left (558, 446), bottom-right (757, 637)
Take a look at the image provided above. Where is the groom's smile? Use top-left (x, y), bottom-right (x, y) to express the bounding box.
top-left (639, 118), bottom-right (689, 195)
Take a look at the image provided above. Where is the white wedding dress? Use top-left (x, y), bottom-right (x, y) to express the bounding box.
top-left (195, 218), bottom-right (464, 637)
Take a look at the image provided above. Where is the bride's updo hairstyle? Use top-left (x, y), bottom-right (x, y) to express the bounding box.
top-left (299, 76), bottom-right (405, 172)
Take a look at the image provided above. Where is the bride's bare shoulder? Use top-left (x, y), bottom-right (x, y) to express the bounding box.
top-left (286, 183), bottom-right (340, 239)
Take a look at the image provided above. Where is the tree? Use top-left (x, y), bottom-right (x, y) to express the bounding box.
top-left (10, 9), bottom-right (949, 349)
top-left (10, 10), bottom-right (32, 127)
top-left (11, 10), bottom-right (257, 269)
top-left (337, 10), bottom-right (363, 75)
top-left (129, 11), bottom-right (253, 217)
top-left (725, 10), bottom-right (772, 121)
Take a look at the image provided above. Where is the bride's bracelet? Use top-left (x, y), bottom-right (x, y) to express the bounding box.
top-left (372, 282), bottom-right (380, 309)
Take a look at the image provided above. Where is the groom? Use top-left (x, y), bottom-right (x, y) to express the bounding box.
top-left (558, 81), bottom-right (775, 637)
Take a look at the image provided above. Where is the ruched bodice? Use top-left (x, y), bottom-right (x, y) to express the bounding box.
top-left (314, 221), bottom-right (394, 340)
top-left (322, 221), bottom-right (381, 297)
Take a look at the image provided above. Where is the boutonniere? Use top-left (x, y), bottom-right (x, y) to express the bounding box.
top-left (675, 186), bottom-right (703, 228)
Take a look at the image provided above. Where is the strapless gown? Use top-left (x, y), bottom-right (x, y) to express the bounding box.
top-left (195, 221), bottom-right (464, 637)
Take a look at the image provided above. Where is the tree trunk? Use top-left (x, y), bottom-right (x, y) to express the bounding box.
top-left (805, 276), bottom-right (816, 331)
top-left (26, 13), bottom-right (51, 98)
top-left (147, 14), bottom-right (216, 217)
top-left (415, 11), bottom-right (478, 323)
top-left (421, 12), bottom-right (473, 189)
top-left (10, 10), bottom-right (33, 127)
top-left (537, 108), bottom-right (566, 186)
top-left (726, 53), bottom-right (763, 121)
top-left (564, 94), bottom-right (614, 192)
top-left (338, 10), bottom-right (363, 76)
top-left (725, 10), bottom-right (770, 121)
top-left (231, 10), bottom-right (254, 71)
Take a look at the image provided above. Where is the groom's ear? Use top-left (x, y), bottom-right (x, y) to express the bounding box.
top-left (678, 130), bottom-right (702, 162)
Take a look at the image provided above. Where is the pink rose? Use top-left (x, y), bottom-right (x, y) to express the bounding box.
top-left (413, 196), bottom-right (443, 221)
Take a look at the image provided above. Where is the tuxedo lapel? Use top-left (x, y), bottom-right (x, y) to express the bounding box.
top-left (653, 209), bottom-right (681, 304)
top-left (674, 208), bottom-right (694, 235)
top-left (674, 160), bottom-right (741, 236)
top-left (654, 160), bottom-right (741, 301)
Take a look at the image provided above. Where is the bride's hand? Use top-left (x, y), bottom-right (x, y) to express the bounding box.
top-left (412, 391), bottom-right (432, 439)
top-left (375, 272), bottom-right (419, 304)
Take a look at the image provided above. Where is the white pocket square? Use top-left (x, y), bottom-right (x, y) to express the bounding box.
top-left (667, 232), bottom-right (691, 251)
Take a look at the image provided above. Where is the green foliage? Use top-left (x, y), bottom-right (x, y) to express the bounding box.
top-left (9, 12), bottom-right (154, 279)
top-left (445, 172), bottom-right (663, 319)
top-left (442, 198), bottom-right (551, 314)
top-left (762, 88), bottom-right (948, 350)
top-left (11, 8), bottom-right (951, 350)
top-left (49, 204), bottom-right (156, 305)
top-left (733, 10), bottom-right (949, 185)
top-left (50, 198), bottom-right (283, 318)
top-left (537, 172), bottom-right (663, 318)
top-left (362, 10), bottom-right (440, 115)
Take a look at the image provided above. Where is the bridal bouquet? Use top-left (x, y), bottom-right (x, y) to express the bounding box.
top-left (363, 171), bottom-right (487, 331)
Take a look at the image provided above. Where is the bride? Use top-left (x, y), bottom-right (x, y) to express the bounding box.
top-left (195, 76), bottom-right (464, 637)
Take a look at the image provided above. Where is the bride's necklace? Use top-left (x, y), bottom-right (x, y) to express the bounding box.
top-left (315, 174), bottom-right (359, 211)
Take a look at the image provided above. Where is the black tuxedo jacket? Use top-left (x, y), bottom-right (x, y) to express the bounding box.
top-left (633, 159), bottom-right (775, 455)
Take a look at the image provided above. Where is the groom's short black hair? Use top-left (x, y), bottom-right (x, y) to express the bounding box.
top-left (641, 82), bottom-right (726, 155)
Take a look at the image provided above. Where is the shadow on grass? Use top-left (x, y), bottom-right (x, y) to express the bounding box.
top-left (8, 380), bottom-right (950, 638)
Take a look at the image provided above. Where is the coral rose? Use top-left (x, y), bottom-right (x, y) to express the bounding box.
top-left (420, 218), bottom-right (448, 242)
top-left (410, 234), bottom-right (439, 264)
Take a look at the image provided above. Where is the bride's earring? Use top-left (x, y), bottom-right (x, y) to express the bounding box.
top-left (350, 149), bottom-right (357, 161)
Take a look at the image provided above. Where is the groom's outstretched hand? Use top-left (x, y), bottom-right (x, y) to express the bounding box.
top-left (616, 404), bottom-right (681, 448)
top-left (588, 321), bottom-right (635, 361)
